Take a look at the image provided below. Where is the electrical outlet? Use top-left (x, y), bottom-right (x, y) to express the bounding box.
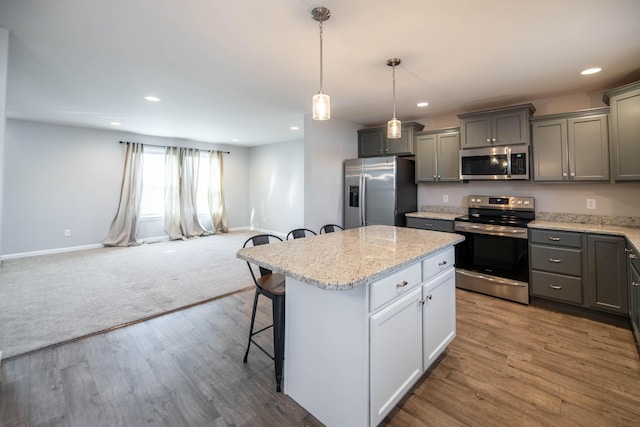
top-left (64, 229), bottom-right (71, 237)
top-left (443, 194), bottom-right (449, 203)
top-left (587, 199), bottom-right (596, 210)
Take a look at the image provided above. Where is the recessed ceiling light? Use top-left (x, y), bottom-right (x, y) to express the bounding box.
top-left (110, 121), bottom-right (121, 126)
top-left (580, 67), bottom-right (602, 75)
top-left (417, 102), bottom-right (429, 107)
top-left (232, 138), bottom-right (239, 142)
top-left (144, 95), bottom-right (161, 102)
top-left (290, 126), bottom-right (299, 131)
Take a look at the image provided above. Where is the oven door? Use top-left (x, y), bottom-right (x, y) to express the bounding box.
top-left (455, 231), bottom-right (529, 282)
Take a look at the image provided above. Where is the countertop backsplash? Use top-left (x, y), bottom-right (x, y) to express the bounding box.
top-left (419, 205), bottom-right (466, 215)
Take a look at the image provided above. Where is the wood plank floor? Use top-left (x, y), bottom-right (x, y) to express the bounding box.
top-left (1, 288), bottom-right (639, 426)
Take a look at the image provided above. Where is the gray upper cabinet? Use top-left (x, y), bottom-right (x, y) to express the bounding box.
top-left (531, 109), bottom-right (609, 182)
top-left (415, 128), bottom-right (460, 182)
top-left (458, 104), bottom-right (535, 148)
top-left (603, 80), bottom-right (640, 181)
top-left (358, 122), bottom-right (425, 158)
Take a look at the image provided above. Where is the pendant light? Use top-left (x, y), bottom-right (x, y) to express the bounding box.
top-left (311, 6), bottom-right (331, 120)
top-left (387, 58), bottom-right (401, 139)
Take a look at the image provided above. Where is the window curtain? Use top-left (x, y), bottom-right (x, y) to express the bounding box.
top-left (103, 142), bottom-right (144, 247)
top-left (164, 147), bottom-right (208, 239)
top-left (208, 150), bottom-right (229, 233)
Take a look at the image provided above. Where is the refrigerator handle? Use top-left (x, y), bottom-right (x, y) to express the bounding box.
top-left (360, 173), bottom-right (366, 226)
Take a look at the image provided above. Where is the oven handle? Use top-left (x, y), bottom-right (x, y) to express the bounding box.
top-left (454, 223), bottom-right (528, 239)
top-left (456, 269), bottom-right (528, 288)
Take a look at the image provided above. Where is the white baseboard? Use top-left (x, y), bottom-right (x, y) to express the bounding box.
top-left (1, 243), bottom-right (104, 261)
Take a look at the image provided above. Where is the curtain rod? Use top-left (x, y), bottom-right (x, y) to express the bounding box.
top-left (119, 141), bottom-right (230, 154)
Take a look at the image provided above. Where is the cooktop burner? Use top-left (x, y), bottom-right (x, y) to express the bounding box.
top-left (455, 195), bottom-right (536, 228)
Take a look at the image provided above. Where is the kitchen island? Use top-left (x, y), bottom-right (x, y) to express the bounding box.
top-left (237, 225), bottom-right (464, 426)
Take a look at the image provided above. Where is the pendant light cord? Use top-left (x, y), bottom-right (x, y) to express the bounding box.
top-left (392, 64), bottom-right (397, 119)
top-left (319, 21), bottom-right (324, 94)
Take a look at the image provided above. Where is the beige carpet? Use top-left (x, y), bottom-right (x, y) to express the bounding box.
top-left (0, 230), bottom-right (257, 359)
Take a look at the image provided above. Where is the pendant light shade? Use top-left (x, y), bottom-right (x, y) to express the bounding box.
top-left (312, 7), bottom-right (331, 120)
top-left (387, 58), bottom-right (402, 139)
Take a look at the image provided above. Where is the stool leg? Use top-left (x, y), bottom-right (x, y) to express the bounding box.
top-left (243, 289), bottom-right (260, 363)
top-left (272, 295), bottom-right (285, 392)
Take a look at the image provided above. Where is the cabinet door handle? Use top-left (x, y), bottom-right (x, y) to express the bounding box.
top-left (633, 282), bottom-right (640, 287)
top-left (548, 258), bottom-right (562, 263)
top-left (548, 237), bottom-right (561, 241)
top-left (424, 223), bottom-right (433, 227)
top-left (438, 260), bottom-right (448, 266)
top-left (549, 284), bottom-right (562, 290)
top-left (629, 253), bottom-right (639, 259)
top-left (491, 138), bottom-right (496, 142)
top-left (427, 294), bottom-right (433, 300)
top-left (486, 138), bottom-right (491, 143)
top-left (396, 280), bottom-right (408, 288)
top-left (419, 298), bottom-right (426, 306)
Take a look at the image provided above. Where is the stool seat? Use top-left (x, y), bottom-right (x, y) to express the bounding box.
top-left (256, 273), bottom-right (286, 296)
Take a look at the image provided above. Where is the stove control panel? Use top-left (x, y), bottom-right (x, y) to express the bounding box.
top-left (467, 195), bottom-right (535, 210)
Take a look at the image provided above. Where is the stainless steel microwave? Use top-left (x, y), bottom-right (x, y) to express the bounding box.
top-left (460, 146), bottom-right (529, 180)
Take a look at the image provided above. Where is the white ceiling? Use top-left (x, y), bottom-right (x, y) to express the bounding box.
top-left (1, 0), bottom-right (639, 147)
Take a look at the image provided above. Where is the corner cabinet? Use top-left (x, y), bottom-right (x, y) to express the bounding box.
top-left (628, 245), bottom-right (640, 352)
top-left (531, 108), bottom-right (609, 182)
top-left (587, 234), bottom-right (628, 315)
top-left (358, 122), bottom-right (425, 157)
top-left (603, 80), bottom-right (640, 181)
top-left (458, 104), bottom-right (535, 148)
top-left (415, 128), bottom-right (460, 182)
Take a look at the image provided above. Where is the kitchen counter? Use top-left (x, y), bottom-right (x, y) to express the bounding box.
top-left (236, 225), bottom-right (464, 290)
top-left (405, 211), bottom-right (460, 221)
top-left (237, 225), bottom-right (463, 427)
top-left (528, 220), bottom-right (640, 252)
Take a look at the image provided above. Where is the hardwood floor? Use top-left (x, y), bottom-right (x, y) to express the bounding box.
top-left (1, 288), bottom-right (639, 426)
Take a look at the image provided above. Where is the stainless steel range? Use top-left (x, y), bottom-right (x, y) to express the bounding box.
top-left (454, 195), bottom-right (535, 304)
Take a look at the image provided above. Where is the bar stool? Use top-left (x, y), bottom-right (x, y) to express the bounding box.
top-left (319, 224), bottom-right (344, 234)
top-left (242, 234), bottom-right (286, 392)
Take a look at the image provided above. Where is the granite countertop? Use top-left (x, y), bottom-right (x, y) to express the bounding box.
top-left (529, 220), bottom-right (640, 253)
top-left (405, 211), bottom-right (460, 221)
top-left (236, 225), bottom-right (464, 290)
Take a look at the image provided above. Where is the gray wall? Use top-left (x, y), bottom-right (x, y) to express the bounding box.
top-left (0, 28), bottom-right (8, 257)
top-left (2, 119), bottom-right (249, 256)
top-left (304, 115), bottom-right (359, 232)
top-left (248, 139), bottom-right (304, 235)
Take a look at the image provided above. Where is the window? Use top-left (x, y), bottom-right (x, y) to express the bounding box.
top-left (140, 147), bottom-right (165, 217)
top-left (141, 148), bottom-right (211, 218)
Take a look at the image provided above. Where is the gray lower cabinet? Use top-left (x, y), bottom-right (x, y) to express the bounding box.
top-left (531, 109), bottom-right (609, 182)
top-left (358, 122), bottom-right (425, 158)
top-left (603, 80), bottom-right (640, 181)
top-left (530, 228), bottom-right (629, 316)
top-left (628, 246), bottom-right (640, 351)
top-left (587, 234), bottom-right (628, 315)
top-left (415, 128), bottom-right (460, 182)
top-left (406, 217), bottom-right (454, 232)
top-left (458, 104), bottom-right (535, 148)
top-left (530, 229), bottom-right (586, 305)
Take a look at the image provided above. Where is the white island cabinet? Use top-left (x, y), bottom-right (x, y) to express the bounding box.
top-left (236, 225), bottom-right (463, 427)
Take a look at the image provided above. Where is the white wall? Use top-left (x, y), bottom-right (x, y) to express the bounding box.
top-left (2, 119), bottom-right (249, 255)
top-left (248, 139), bottom-right (304, 235)
top-left (304, 115), bottom-right (359, 232)
top-left (0, 28), bottom-right (8, 257)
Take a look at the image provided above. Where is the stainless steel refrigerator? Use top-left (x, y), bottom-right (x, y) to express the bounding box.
top-left (344, 156), bottom-right (417, 229)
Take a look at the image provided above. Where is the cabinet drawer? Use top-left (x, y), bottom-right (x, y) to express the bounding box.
top-left (422, 247), bottom-right (455, 282)
top-left (370, 262), bottom-right (422, 312)
top-left (530, 229), bottom-right (582, 248)
top-left (530, 245), bottom-right (582, 276)
top-left (531, 270), bottom-right (583, 304)
top-left (406, 217), bottom-right (454, 232)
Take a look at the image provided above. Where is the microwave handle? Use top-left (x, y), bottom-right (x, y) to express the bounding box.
top-left (506, 147), bottom-right (512, 179)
